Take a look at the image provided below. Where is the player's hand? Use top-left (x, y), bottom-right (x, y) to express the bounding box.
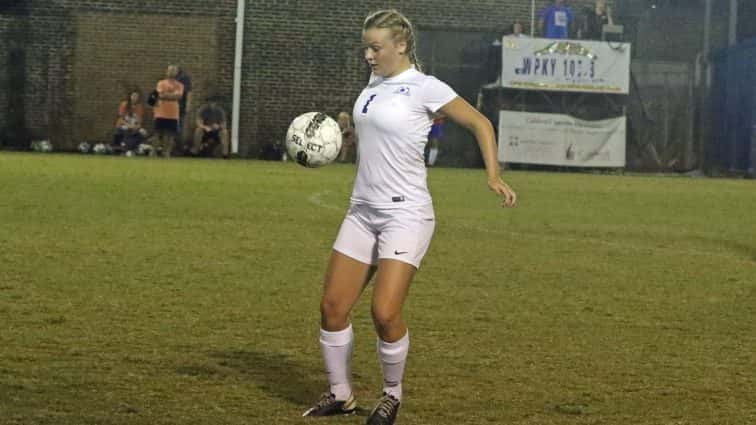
top-left (488, 177), bottom-right (517, 208)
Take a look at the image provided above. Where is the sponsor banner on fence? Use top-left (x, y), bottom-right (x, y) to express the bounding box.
top-left (499, 111), bottom-right (626, 167)
top-left (501, 36), bottom-right (631, 94)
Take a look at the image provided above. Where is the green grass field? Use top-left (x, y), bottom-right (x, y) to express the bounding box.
top-left (1, 152), bottom-right (755, 425)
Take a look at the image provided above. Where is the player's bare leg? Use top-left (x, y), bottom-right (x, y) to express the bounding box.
top-left (303, 251), bottom-right (375, 417)
top-left (366, 259), bottom-right (415, 425)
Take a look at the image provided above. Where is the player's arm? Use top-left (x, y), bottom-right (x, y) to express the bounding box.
top-left (439, 97), bottom-right (516, 208)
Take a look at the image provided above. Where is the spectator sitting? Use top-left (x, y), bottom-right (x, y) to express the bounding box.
top-left (111, 90), bottom-right (147, 154)
top-left (581, 0), bottom-right (613, 40)
top-left (190, 101), bottom-right (229, 159)
top-left (539, 0), bottom-right (574, 39)
top-left (153, 64), bottom-right (184, 158)
top-left (337, 111), bottom-right (357, 163)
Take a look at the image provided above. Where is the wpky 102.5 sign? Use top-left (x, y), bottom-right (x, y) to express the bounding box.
top-left (501, 37), bottom-right (630, 94)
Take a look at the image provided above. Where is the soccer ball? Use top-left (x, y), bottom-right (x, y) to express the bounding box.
top-left (78, 142), bottom-right (91, 153)
top-left (137, 143), bottom-right (154, 156)
top-left (31, 140), bottom-right (53, 152)
top-left (92, 143), bottom-right (110, 155)
top-left (285, 112), bottom-right (342, 167)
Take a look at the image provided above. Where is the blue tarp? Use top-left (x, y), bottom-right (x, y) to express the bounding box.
top-left (710, 38), bottom-right (756, 173)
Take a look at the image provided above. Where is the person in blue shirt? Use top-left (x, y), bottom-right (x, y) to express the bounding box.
top-left (539, 0), bottom-right (574, 39)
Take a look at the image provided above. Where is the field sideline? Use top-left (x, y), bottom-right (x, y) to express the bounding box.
top-left (1, 152), bottom-right (755, 425)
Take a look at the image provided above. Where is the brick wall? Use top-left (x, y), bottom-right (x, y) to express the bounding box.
top-left (242, 0), bottom-right (606, 157)
top-left (72, 12), bottom-right (228, 143)
top-left (0, 0), bottom-right (237, 151)
top-left (0, 15), bottom-right (11, 134)
top-left (1, 0), bottom-right (610, 156)
top-left (5, 0), bottom-right (734, 160)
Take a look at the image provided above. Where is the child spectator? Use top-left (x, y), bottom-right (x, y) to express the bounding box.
top-left (112, 90), bottom-right (147, 154)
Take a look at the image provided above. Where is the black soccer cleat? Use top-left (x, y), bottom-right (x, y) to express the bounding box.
top-left (366, 393), bottom-right (401, 425)
top-left (302, 392), bottom-right (357, 417)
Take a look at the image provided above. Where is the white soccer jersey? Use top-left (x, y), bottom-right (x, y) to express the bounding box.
top-left (351, 67), bottom-right (457, 208)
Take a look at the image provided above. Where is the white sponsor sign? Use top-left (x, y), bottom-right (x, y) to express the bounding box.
top-left (499, 111), bottom-right (626, 167)
top-left (501, 36), bottom-right (631, 94)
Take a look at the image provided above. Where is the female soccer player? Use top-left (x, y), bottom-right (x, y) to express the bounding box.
top-left (303, 9), bottom-right (516, 425)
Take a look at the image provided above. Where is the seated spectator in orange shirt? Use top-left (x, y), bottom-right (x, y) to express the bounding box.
top-left (152, 65), bottom-right (184, 157)
top-left (112, 90), bottom-right (147, 154)
top-left (190, 101), bottom-right (230, 159)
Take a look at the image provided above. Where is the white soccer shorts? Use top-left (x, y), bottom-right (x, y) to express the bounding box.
top-left (333, 203), bottom-right (435, 269)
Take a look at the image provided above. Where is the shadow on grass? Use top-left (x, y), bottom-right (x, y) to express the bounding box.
top-left (208, 349), bottom-right (323, 406)
top-left (204, 349), bottom-right (371, 416)
top-left (721, 239), bottom-right (756, 263)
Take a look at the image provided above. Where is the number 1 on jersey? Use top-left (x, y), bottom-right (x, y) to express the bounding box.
top-left (361, 94), bottom-right (377, 114)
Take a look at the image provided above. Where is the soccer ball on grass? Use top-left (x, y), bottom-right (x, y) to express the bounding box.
top-left (92, 143), bottom-right (111, 155)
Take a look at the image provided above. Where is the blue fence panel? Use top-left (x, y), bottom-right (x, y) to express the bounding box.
top-left (711, 38), bottom-right (756, 173)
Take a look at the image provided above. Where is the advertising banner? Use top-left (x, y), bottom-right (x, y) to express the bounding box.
top-left (501, 36), bottom-right (631, 94)
top-left (499, 111), bottom-right (626, 167)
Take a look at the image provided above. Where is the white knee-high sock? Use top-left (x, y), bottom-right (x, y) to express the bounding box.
top-left (320, 325), bottom-right (354, 400)
top-left (377, 331), bottom-right (409, 401)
